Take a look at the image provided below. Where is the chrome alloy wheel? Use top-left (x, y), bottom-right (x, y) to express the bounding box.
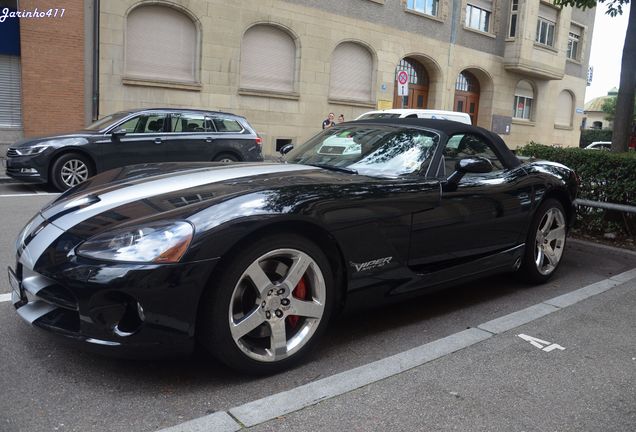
top-left (228, 248), bottom-right (326, 363)
top-left (534, 207), bottom-right (566, 276)
top-left (60, 159), bottom-right (89, 187)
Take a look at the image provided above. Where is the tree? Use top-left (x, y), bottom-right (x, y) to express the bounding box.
top-left (555, 0), bottom-right (635, 152)
top-left (601, 96), bottom-right (636, 122)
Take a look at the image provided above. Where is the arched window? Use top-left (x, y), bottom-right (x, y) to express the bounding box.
top-left (513, 80), bottom-right (534, 120)
top-left (396, 58), bottom-right (428, 86)
top-left (455, 71), bottom-right (480, 92)
top-left (555, 90), bottom-right (574, 127)
top-left (240, 25), bottom-right (296, 93)
top-left (329, 42), bottom-right (374, 102)
top-left (125, 5), bottom-right (197, 83)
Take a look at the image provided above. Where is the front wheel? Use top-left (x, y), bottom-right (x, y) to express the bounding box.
top-left (518, 198), bottom-right (568, 284)
top-left (198, 234), bottom-right (334, 374)
top-left (50, 153), bottom-right (94, 191)
top-left (213, 153), bottom-right (239, 163)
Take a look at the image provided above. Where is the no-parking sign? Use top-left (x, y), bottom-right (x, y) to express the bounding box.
top-left (397, 70), bottom-right (409, 96)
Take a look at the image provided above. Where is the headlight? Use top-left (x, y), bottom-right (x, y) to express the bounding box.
top-left (15, 145), bottom-right (49, 156)
top-left (76, 221), bottom-right (194, 263)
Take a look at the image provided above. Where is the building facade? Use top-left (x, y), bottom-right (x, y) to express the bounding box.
top-left (1, 0), bottom-right (595, 156)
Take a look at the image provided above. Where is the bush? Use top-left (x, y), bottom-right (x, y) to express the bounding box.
top-left (518, 143), bottom-right (636, 238)
top-left (579, 129), bottom-right (612, 148)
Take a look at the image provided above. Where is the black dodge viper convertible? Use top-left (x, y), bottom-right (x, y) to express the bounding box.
top-left (10, 119), bottom-right (577, 374)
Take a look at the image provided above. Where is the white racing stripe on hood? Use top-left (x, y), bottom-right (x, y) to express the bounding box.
top-left (48, 164), bottom-right (318, 231)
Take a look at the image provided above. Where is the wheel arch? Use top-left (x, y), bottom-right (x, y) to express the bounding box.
top-left (541, 187), bottom-right (575, 229)
top-left (212, 151), bottom-right (242, 162)
top-left (48, 148), bottom-right (97, 181)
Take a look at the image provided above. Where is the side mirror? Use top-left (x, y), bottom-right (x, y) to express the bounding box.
top-left (446, 157), bottom-right (493, 186)
top-left (111, 128), bottom-right (128, 140)
top-left (279, 144), bottom-right (294, 155)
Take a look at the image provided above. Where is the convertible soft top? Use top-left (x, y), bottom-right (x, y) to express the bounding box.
top-left (352, 117), bottom-right (522, 169)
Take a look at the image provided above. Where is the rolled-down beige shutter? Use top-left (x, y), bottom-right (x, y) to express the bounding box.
top-left (515, 80), bottom-right (534, 98)
top-left (469, 0), bottom-right (492, 11)
top-left (126, 5), bottom-right (197, 82)
top-left (555, 91), bottom-right (573, 126)
top-left (538, 3), bottom-right (558, 22)
top-left (0, 54), bottom-right (22, 128)
top-left (240, 25), bottom-right (295, 93)
top-left (329, 42), bottom-right (373, 102)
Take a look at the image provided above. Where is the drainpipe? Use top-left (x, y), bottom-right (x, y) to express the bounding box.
top-left (92, 0), bottom-right (100, 121)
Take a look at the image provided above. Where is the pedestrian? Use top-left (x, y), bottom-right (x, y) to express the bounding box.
top-left (322, 112), bottom-right (335, 129)
top-left (337, 114), bottom-right (345, 123)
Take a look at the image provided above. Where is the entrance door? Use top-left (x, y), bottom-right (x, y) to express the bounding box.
top-left (454, 71), bottom-right (480, 125)
top-left (393, 57), bottom-right (429, 109)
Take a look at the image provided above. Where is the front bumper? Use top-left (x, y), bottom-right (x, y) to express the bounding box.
top-left (6, 154), bottom-right (49, 184)
top-left (10, 255), bottom-right (220, 358)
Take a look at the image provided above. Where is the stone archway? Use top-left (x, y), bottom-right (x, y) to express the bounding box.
top-left (392, 57), bottom-right (430, 109)
top-left (453, 70), bottom-right (480, 125)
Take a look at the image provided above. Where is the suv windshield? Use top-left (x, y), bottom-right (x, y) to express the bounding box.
top-left (287, 125), bottom-right (439, 178)
top-left (84, 112), bottom-right (132, 131)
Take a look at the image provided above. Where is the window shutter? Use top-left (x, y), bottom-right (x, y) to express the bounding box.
top-left (126, 6), bottom-right (197, 82)
top-left (515, 80), bottom-right (534, 98)
top-left (469, 0), bottom-right (492, 11)
top-left (329, 42), bottom-right (373, 102)
top-left (240, 25), bottom-right (295, 93)
top-left (0, 55), bottom-right (22, 128)
top-left (538, 3), bottom-right (558, 22)
top-left (555, 91), bottom-right (573, 126)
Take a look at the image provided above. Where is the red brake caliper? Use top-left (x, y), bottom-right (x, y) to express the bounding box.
top-left (287, 276), bottom-right (308, 328)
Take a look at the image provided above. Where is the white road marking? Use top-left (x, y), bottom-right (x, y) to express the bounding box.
top-left (156, 267), bottom-right (636, 432)
top-left (518, 334), bottom-right (565, 352)
top-left (0, 293), bottom-right (11, 303)
top-left (0, 193), bottom-right (59, 198)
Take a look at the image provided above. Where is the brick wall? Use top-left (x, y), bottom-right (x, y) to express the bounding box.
top-left (20, 0), bottom-right (85, 137)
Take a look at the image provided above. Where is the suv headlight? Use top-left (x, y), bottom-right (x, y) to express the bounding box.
top-left (76, 221), bottom-right (194, 263)
top-left (15, 145), bottom-right (49, 156)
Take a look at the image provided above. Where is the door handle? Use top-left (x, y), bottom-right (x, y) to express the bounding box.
top-left (154, 138), bottom-right (162, 144)
top-left (205, 137), bottom-right (213, 143)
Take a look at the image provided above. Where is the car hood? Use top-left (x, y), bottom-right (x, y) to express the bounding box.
top-left (38, 162), bottom-right (357, 237)
top-left (12, 132), bottom-right (102, 148)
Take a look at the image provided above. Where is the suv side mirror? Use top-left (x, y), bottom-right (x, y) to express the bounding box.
top-left (446, 157), bottom-right (493, 186)
top-left (111, 128), bottom-right (128, 140)
top-left (279, 144), bottom-right (294, 155)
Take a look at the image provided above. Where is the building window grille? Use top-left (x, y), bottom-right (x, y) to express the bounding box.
top-left (513, 80), bottom-right (534, 120)
top-left (567, 25), bottom-right (582, 60)
top-left (466, 3), bottom-right (491, 33)
top-left (508, 0), bottom-right (519, 37)
top-left (406, 0), bottom-right (439, 17)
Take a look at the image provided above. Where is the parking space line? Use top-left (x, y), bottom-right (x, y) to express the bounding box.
top-left (155, 267), bottom-right (636, 432)
top-left (0, 193), bottom-right (59, 198)
top-left (0, 293), bottom-right (11, 303)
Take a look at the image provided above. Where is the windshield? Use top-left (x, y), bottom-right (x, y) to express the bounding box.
top-left (84, 112), bottom-right (132, 131)
top-left (287, 125), bottom-right (439, 178)
top-left (357, 113), bottom-right (402, 120)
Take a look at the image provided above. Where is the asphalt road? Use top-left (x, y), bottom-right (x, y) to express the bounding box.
top-left (0, 181), bottom-right (634, 432)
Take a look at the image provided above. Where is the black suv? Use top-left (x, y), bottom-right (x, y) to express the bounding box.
top-left (6, 108), bottom-right (264, 190)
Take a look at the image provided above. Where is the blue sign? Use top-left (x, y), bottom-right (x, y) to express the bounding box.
top-left (0, 8), bottom-right (21, 56)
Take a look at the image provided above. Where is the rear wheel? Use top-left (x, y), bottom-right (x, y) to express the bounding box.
top-left (198, 234), bottom-right (334, 374)
top-left (50, 153), bottom-right (94, 191)
top-left (518, 199), bottom-right (567, 283)
top-left (213, 153), bottom-right (239, 163)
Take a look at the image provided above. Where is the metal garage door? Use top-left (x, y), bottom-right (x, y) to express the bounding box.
top-left (0, 54), bottom-right (22, 128)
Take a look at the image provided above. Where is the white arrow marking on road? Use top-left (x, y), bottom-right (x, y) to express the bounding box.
top-left (518, 334), bottom-right (565, 352)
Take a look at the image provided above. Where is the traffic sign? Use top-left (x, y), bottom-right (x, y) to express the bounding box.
top-left (397, 70), bottom-right (409, 97)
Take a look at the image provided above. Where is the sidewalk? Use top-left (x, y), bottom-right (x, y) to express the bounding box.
top-left (247, 275), bottom-right (636, 432)
top-left (0, 157), bottom-right (12, 183)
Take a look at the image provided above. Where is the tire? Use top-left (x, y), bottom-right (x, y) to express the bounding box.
top-left (213, 153), bottom-right (239, 163)
top-left (198, 234), bottom-right (335, 374)
top-left (50, 153), bottom-right (94, 191)
top-left (518, 198), bottom-right (568, 284)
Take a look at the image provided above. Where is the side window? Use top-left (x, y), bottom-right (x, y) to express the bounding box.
top-left (442, 133), bottom-right (504, 176)
top-left (117, 116), bottom-right (142, 133)
top-left (170, 113), bottom-right (209, 133)
top-left (212, 118), bottom-right (243, 133)
top-left (121, 114), bottom-right (168, 134)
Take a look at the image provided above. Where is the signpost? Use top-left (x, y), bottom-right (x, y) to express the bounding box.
top-left (397, 70), bottom-right (409, 108)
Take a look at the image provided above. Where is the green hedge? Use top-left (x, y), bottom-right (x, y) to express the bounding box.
top-left (579, 129), bottom-right (612, 148)
top-left (518, 143), bottom-right (636, 237)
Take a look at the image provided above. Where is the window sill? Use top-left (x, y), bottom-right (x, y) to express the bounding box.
top-left (364, 0), bottom-right (384, 4)
top-left (533, 43), bottom-right (558, 54)
top-left (554, 124), bottom-right (573, 130)
top-left (505, 37), bottom-right (516, 42)
top-left (566, 58), bottom-right (582, 65)
top-left (462, 25), bottom-right (496, 39)
top-left (328, 97), bottom-right (376, 108)
top-left (122, 77), bottom-right (202, 91)
top-left (404, 8), bottom-right (444, 23)
top-left (238, 88), bottom-right (300, 100)
top-left (512, 119), bottom-right (535, 126)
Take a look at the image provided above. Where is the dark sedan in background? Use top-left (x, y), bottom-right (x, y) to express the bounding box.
top-left (10, 119), bottom-right (577, 374)
top-left (5, 108), bottom-right (263, 190)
